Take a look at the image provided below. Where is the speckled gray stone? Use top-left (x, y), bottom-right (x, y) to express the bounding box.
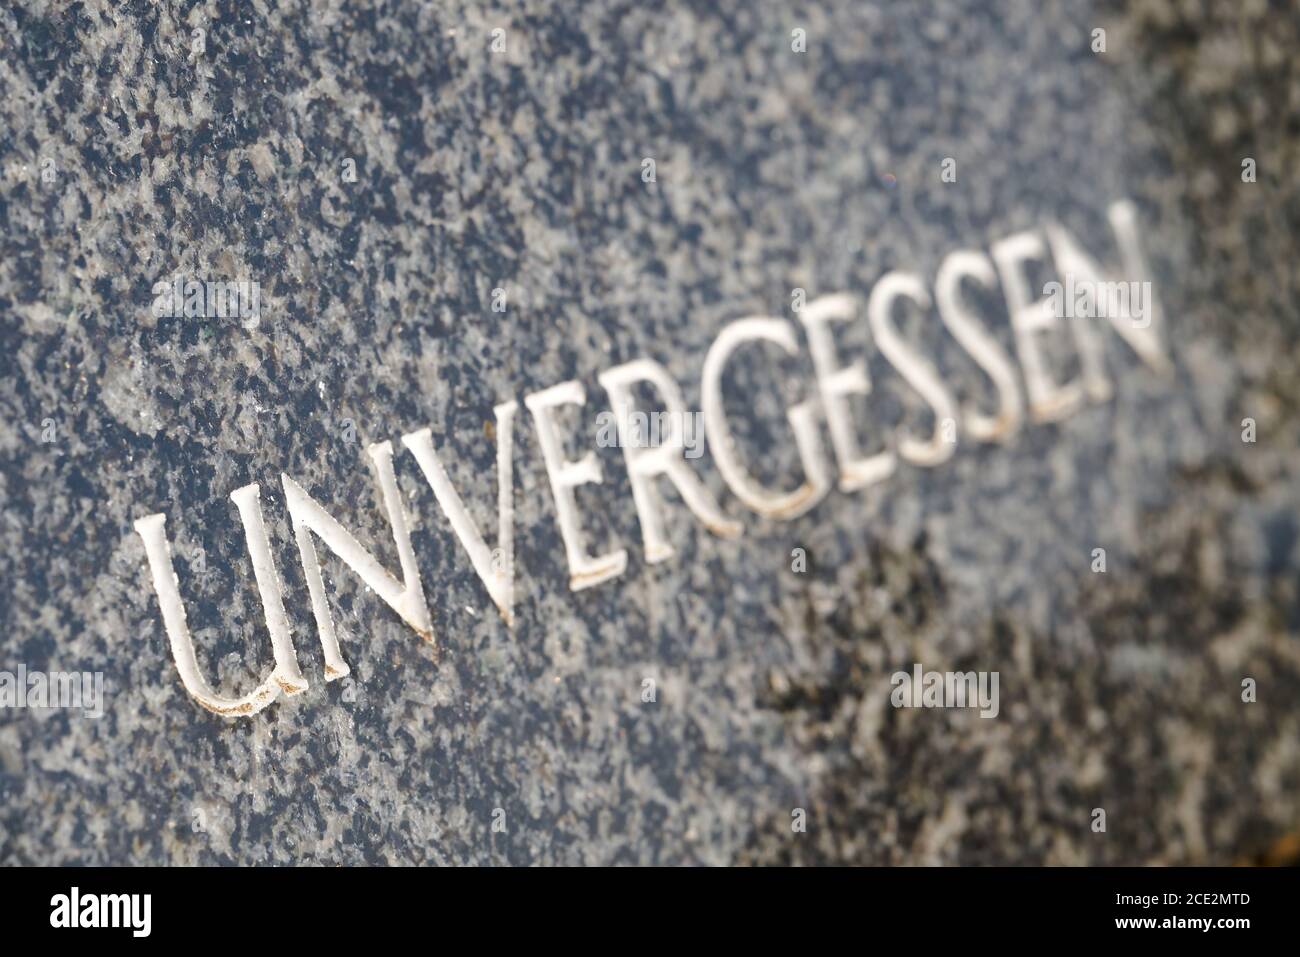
top-left (1, 0), bottom-right (1298, 865)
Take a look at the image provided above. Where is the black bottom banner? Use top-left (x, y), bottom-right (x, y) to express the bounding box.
top-left (0, 865), bottom-right (1290, 943)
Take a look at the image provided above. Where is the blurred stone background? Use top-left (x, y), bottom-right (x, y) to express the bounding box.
top-left (1, 0), bottom-right (1297, 864)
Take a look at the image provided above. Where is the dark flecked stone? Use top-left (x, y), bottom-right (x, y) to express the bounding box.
top-left (1, 0), bottom-right (1298, 864)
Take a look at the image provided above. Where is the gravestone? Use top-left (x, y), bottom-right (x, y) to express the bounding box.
top-left (1, 0), bottom-right (1298, 865)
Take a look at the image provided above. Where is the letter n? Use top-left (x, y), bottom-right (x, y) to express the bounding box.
top-left (282, 441), bottom-right (432, 679)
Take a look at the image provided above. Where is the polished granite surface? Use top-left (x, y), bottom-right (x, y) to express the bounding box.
top-left (1, 0), bottom-right (1298, 864)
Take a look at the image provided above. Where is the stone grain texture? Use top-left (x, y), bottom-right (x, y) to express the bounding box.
top-left (1, 0), bottom-right (1298, 864)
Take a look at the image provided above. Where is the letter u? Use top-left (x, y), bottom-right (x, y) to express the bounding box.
top-left (134, 484), bottom-right (307, 716)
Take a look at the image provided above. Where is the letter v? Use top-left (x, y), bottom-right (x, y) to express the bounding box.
top-left (400, 400), bottom-right (517, 625)
top-left (134, 484), bottom-right (307, 717)
top-left (282, 440), bottom-right (431, 680)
